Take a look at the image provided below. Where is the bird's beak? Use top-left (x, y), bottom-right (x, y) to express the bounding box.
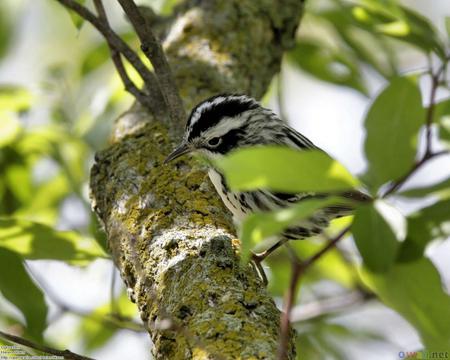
top-left (164, 143), bottom-right (191, 164)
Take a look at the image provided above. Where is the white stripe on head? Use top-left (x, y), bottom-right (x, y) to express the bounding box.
top-left (187, 95), bottom-right (254, 130)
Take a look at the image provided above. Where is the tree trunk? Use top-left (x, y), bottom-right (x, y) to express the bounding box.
top-left (90, 0), bottom-right (304, 358)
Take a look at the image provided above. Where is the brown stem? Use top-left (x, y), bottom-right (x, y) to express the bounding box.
top-left (0, 330), bottom-right (95, 360)
top-left (301, 226), bottom-right (351, 271)
top-left (252, 238), bottom-right (288, 263)
top-left (425, 56), bottom-right (450, 155)
top-left (276, 226), bottom-right (350, 359)
top-left (117, 0), bottom-right (185, 125)
top-left (290, 289), bottom-right (374, 323)
top-left (276, 262), bottom-right (302, 360)
top-left (382, 150), bottom-right (449, 197)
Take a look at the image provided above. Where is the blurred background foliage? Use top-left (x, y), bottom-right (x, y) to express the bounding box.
top-left (0, 0), bottom-right (449, 359)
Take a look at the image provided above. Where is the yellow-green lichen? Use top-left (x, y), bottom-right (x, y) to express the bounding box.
top-left (89, 0), bottom-right (304, 357)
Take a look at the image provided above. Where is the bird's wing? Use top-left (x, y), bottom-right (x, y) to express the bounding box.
top-left (261, 121), bottom-right (371, 214)
top-left (282, 125), bottom-right (318, 150)
top-left (281, 124), bottom-right (373, 205)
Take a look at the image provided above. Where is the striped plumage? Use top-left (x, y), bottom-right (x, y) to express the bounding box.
top-left (165, 94), bottom-right (367, 241)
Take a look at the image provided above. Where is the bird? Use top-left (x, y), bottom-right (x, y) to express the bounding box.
top-left (165, 94), bottom-right (369, 258)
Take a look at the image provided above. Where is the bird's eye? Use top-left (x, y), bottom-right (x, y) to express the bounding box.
top-left (207, 137), bottom-right (221, 147)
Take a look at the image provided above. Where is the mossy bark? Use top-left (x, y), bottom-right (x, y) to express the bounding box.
top-left (90, 0), bottom-right (304, 358)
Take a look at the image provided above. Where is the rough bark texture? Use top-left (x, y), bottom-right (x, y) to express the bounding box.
top-left (90, 0), bottom-right (304, 358)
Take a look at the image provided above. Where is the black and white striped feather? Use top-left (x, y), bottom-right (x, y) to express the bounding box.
top-left (175, 94), bottom-right (367, 240)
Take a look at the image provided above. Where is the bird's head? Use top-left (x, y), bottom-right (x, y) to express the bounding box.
top-left (164, 94), bottom-right (269, 164)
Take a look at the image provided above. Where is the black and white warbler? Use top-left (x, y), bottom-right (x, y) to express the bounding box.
top-left (165, 94), bottom-right (368, 243)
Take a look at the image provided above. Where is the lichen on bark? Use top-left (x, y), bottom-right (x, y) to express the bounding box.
top-left (90, 0), bottom-right (305, 358)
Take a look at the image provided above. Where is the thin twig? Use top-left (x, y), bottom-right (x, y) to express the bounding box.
top-left (55, 0), bottom-right (163, 112)
top-left (117, 0), bottom-right (185, 125)
top-left (251, 238), bottom-right (290, 285)
top-left (382, 149), bottom-right (449, 197)
top-left (300, 226), bottom-right (351, 271)
top-left (425, 56), bottom-right (449, 156)
top-left (276, 226), bottom-right (350, 360)
top-left (290, 289), bottom-right (374, 323)
top-left (252, 238), bottom-right (288, 263)
top-left (92, 0), bottom-right (157, 112)
top-left (276, 261), bottom-right (302, 360)
top-left (0, 330), bottom-right (95, 360)
top-left (26, 265), bottom-right (145, 333)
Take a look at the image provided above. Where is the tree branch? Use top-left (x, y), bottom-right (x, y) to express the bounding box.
top-left (0, 330), bottom-right (95, 360)
top-left (117, 0), bottom-right (186, 126)
top-left (89, 0), bottom-right (306, 358)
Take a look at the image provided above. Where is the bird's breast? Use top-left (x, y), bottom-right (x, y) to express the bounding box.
top-left (208, 168), bottom-right (249, 223)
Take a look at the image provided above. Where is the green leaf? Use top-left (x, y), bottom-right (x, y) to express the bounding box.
top-left (0, 248), bottom-right (47, 341)
top-left (363, 76), bottom-right (424, 190)
top-left (350, 2), bottom-right (446, 58)
top-left (0, 218), bottom-right (107, 263)
top-left (266, 219), bottom-right (355, 296)
top-left (360, 257), bottom-right (450, 350)
top-left (78, 292), bottom-right (138, 350)
top-left (67, 0), bottom-right (86, 30)
top-left (240, 197), bottom-right (346, 261)
top-left (291, 239), bottom-right (356, 288)
top-left (81, 42), bottom-right (110, 75)
top-left (81, 32), bottom-right (135, 75)
top-left (14, 175), bottom-right (70, 226)
top-left (399, 199), bottom-right (450, 261)
top-left (431, 98), bottom-right (450, 147)
top-left (287, 40), bottom-right (367, 94)
top-left (266, 257), bottom-right (291, 297)
top-left (399, 7), bottom-right (447, 59)
top-left (0, 85), bottom-right (33, 113)
top-left (398, 176), bottom-right (450, 199)
top-left (0, 114), bottom-right (22, 148)
top-left (16, 125), bottom-right (64, 157)
top-left (217, 147), bottom-right (359, 193)
top-left (440, 116), bottom-right (450, 148)
top-left (317, 8), bottom-right (397, 78)
top-left (161, 0), bottom-right (183, 15)
top-left (352, 200), bottom-right (405, 272)
top-left (4, 162), bottom-right (33, 205)
top-left (433, 98), bottom-right (450, 123)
